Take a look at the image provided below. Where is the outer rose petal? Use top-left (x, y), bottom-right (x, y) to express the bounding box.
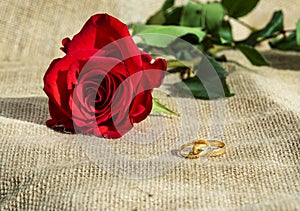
top-left (47, 99), bottom-right (74, 130)
top-left (130, 90), bottom-right (152, 123)
top-left (140, 53), bottom-right (167, 88)
top-left (127, 54), bottom-right (166, 124)
top-left (62, 14), bottom-right (131, 53)
top-left (44, 49), bottom-right (98, 109)
top-left (61, 14), bottom-right (143, 76)
top-left (60, 37), bottom-right (71, 53)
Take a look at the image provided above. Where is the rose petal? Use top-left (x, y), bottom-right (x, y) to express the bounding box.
top-left (69, 56), bottom-right (134, 137)
top-left (63, 14), bottom-right (130, 53)
top-left (44, 49), bottom-right (98, 110)
top-left (141, 53), bottom-right (167, 88)
top-left (47, 99), bottom-right (74, 129)
top-left (60, 37), bottom-right (71, 53)
top-left (130, 90), bottom-right (153, 123)
top-left (62, 14), bottom-right (143, 76)
top-left (44, 49), bottom-right (99, 130)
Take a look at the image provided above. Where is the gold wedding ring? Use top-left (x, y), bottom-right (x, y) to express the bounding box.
top-left (180, 140), bottom-right (208, 159)
top-left (180, 139), bottom-right (226, 159)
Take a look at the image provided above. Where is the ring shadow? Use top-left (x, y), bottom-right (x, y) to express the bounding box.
top-left (0, 97), bottom-right (49, 125)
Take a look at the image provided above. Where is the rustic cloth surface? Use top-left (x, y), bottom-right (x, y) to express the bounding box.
top-left (0, 0), bottom-right (300, 210)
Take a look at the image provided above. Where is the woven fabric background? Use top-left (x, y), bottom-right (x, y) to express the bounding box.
top-left (0, 0), bottom-right (300, 210)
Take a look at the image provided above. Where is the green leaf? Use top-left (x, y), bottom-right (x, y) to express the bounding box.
top-left (180, 2), bottom-right (225, 33)
top-left (296, 19), bottom-right (300, 45)
top-left (206, 56), bottom-right (234, 98)
top-left (174, 76), bottom-right (233, 100)
top-left (180, 1), bottom-right (203, 27)
top-left (197, 37), bottom-right (213, 52)
top-left (174, 56), bottom-right (234, 99)
top-left (206, 55), bottom-right (228, 78)
top-left (164, 7), bottom-right (183, 25)
top-left (146, 11), bottom-right (166, 25)
top-left (236, 44), bottom-right (270, 66)
top-left (175, 77), bottom-right (210, 99)
top-left (240, 11), bottom-right (284, 46)
top-left (167, 60), bottom-right (190, 68)
top-left (161, 0), bottom-right (174, 11)
top-left (216, 20), bottom-right (234, 44)
top-left (146, 0), bottom-right (175, 24)
top-left (222, 0), bottom-right (260, 18)
top-left (220, 21), bottom-right (233, 43)
top-left (204, 2), bottom-right (225, 33)
top-left (269, 32), bottom-right (300, 51)
top-left (132, 24), bottom-right (206, 47)
top-left (152, 98), bottom-right (178, 116)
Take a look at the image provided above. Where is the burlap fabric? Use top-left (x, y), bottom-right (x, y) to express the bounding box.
top-left (1, 0), bottom-right (299, 210)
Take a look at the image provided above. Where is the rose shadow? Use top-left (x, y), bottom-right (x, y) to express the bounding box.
top-left (0, 97), bottom-right (49, 125)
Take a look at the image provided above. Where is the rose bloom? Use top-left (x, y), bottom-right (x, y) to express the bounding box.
top-left (43, 14), bottom-right (166, 138)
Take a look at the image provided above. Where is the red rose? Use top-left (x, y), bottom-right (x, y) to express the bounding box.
top-left (43, 14), bottom-right (167, 138)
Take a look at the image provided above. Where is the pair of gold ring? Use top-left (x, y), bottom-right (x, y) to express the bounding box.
top-left (180, 140), bottom-right (226, 159)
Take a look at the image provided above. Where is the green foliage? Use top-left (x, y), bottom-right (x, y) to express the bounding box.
top-left (132, 24), bottom-right (206, 47)
top-left (268, 19), bottom-right (300, 51)
top-left (180, 2), bottom-right (203, 27)
top-left (175, 75), bottom-right (233, 100)
top-left (222, 0), bottom-right (259, 18)
top-left (146, 0), bottom-right (175, 24)
top-left (161, 0), bottom-right (174, 11)
top-left (204, 2), bottom-right (225, 33)
top-left (174, 56), bottom-right (234, 100)
top-left (269, 32), bottom-right (300, 51)
top-left (218, 21), bottom-right (234, 44)
top-left (175, 77), bottom-right (211, 99)
top-left (236, 44), bottom-right (269, 66)
top-left (296, 19), bottom-right (300, 45)
top-left (146, 0), bottom-right (183, 25)
top-left (206, 56), bottom-right (234, 98)
top-left (180, 2), bottom-right (225, 33)
top-left (240, 11), bottom-right (284, 46)
top-left (152, 98), bottom-right (179, 116)
top-left (132, 0), bottom-right (300, 102)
